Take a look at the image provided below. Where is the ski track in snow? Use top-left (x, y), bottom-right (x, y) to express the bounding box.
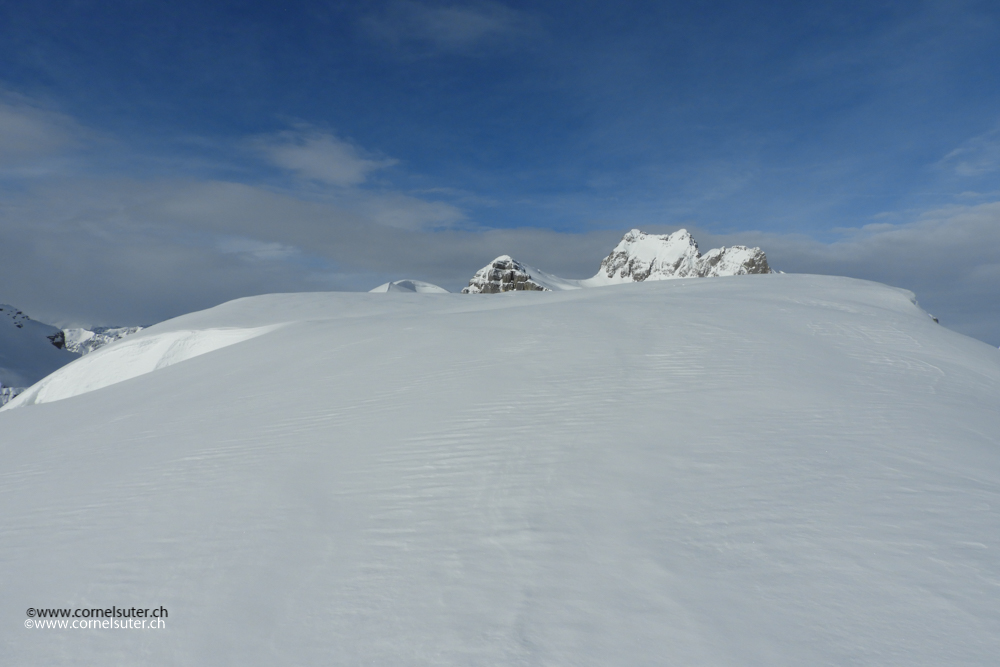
top-left (1, 275), bottom-right (999, 665)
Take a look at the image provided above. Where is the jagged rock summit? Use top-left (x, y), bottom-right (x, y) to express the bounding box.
top-left (461, 256), bottom-right (550, 294)
top-left (460, 229), bottom-right (773, 294)
top-left (592, 228), bottom-right (772, 284)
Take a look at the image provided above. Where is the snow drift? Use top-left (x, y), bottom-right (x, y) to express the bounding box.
top-left (2, 275), bottom-right (999, 666)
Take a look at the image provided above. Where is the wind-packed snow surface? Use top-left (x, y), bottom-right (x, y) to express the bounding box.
top-left (2, 275), bottom-right (999, 665)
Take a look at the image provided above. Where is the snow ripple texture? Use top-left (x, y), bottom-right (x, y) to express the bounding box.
top-left (1, 275), bottom-right (999, 666)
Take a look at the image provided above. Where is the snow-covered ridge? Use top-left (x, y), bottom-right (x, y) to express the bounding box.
top-left (0, 303), bottom-right (76, 396)
top-left (1, 304), bottom-right (146, 404)
top-left (0, 303), bottom-right (64, 348)
top-left (0, 304), bottom-right (32, 329)
top-left (460, 228), bottom-right (772, 293)
top-left (5, 325), bottom-right (282, 408)
top-left (370, 280), bottom-right (449, 294)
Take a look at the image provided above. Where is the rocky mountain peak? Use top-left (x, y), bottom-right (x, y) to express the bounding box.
top-left (599, 228), bottom-right (702, 282)
top-left (597, 228), bottom-right (771, 283)
top-left (462, 256), bottom-right (550, 294)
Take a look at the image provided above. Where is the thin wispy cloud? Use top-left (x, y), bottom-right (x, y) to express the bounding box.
top-left (251, 126), bottom-right (399, 187)
top-left (216, 237), bottom-right (301, 262)
top-left (362, 1), bottom-right (536, 54)
top-left (941, 125), bottom-right (1000, 176)
top-left (245, 123), bottom-right (467, 230)
top-left (0, 95), bottom-right (85, 172)
top-left (356, 191), bottom-right (467, 230)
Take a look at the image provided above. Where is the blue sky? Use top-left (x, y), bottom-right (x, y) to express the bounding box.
top-left (1, 1), bottom-right (999, 343)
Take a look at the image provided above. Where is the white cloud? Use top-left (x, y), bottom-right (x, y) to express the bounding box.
top-left (252, 126), bottom-right (398, 186)
top-left (357, 191), bottom-right (467, 230)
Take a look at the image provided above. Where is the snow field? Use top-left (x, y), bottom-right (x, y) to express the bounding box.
top-left (1, 274), bottom-right (998, 665)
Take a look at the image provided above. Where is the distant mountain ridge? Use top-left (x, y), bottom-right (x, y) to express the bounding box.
top-left (462, 228), bottom-right (773, 294)
top-left (595, 229), bottom-right (771, 283)
top-left (0, 304), bottom-right (75, 397)
top-left (0, 304), bottom-right (143, 404)
top-left (63, 326), bottom-right (145, 355)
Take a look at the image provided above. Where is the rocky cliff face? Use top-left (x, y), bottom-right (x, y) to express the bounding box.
top-left (462, 256), bottom-right (550, 294)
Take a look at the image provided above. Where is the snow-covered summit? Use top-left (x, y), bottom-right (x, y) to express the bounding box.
top-left (460, 229), bottom-right (772, 293)
top-left (588, 228), bottom-right (771, 285)
top-left (370, 280), bottom-right (450, 294)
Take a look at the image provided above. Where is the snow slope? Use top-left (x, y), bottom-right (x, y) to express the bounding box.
top-left (369, 279), bottom-right (450, 293)
top-left (8, 325), bottom-right (281, 407)
top-left (2, 275), bottom-right (999, 665)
